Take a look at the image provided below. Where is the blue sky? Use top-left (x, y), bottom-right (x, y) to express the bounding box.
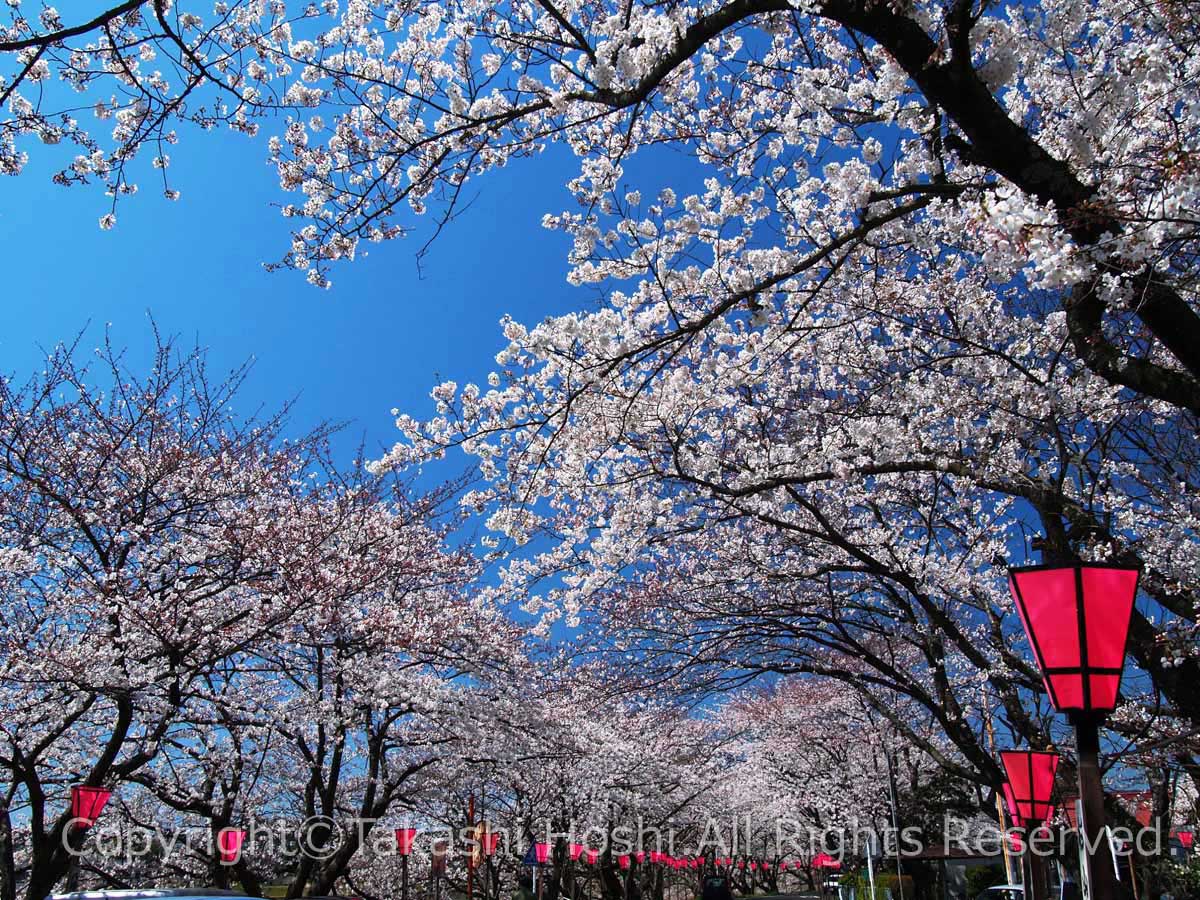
top-left (0, 125), bottom-right (587, 470)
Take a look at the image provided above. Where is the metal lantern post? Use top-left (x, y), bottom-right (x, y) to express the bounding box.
top-left (534, 842), bottom-right (551, 900)
top-left (433, 838), bottom-right (450, 900)
top-left (1008, 563), bottom-right (1140, 900)
top-left (586, 848), bottom-right (599, 900)
top-left (569, 843), bottom-right (584, 900)
top-left (479, 829), bottom-right (501, 900)
top-left (395, 828), bottom-right (418, 900)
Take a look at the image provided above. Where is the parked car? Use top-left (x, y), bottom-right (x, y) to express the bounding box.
top-left (975, 886), bottom-right (1024, 900)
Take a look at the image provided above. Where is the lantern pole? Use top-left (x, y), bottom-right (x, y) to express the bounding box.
top-left (1007, 560), bottom-right (1141, 900)
top-left (1074, 713), bottom-right (1117, 900)
top-left (468, 795), bottom-right (476, 900)
top-left (1025, 830), bottom-right (1049, 900)
top-left (982, 691), bottom-right (1017, 887)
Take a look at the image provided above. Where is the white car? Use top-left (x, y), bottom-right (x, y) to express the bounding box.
top-left (974, 886), bottom-right (1024, 900)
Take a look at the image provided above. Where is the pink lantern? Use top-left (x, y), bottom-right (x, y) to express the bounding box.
top-left (395, 828), bottom-right (419, 856)
top-left (635, 851), bottom-right (646, 864)
top-left (1177, 831), bottom-right (1193, 849)
top-left (535, 843), bottom-right (551, 865)
top-left (1008, 564), bottom-right (1140, 713)
top-left (218, 828), bottom-right (246, 864)
top-left (1000, 750), bottom-right (1059, 825)
top-left (570, 843), bottom-right (585, 862)
top-left (586, 849), bottom-right (599, 865)
top-left (618, 855), bottom-right (631, 870)
top-left (482, 832), bottom-right (501, 857)
top-left (70, 785), bottom-right (112, 828)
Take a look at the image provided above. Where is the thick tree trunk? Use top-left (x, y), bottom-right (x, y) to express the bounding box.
top-left (0, 801), bottom-right (15, 900)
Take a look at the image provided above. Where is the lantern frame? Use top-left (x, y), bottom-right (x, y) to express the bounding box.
top-left (395, 827), bottom-right (419, 856)
top-left (70, 785), bottom-right (112, 828)
top-left (481, 831), bottom-right (501, 857)
top-left (1008, 563), bottom-right (1140, 716)
top-left (534, 842), bottom-right (551, 866)
top-left (218, 828), bottom-right (246, 865)
top-left (1000, 750), bottom-right (1059, 826)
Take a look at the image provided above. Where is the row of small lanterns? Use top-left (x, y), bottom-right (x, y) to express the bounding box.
top-left (525, 845), bottom-right (841, 872)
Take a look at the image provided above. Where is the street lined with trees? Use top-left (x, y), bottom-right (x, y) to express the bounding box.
top-left (2, 0), bottom-right (1199, 896)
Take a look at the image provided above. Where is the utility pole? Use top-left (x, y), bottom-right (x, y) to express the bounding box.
top-left (982, 689), bottom-right (1018, 885)
top-left (884, 744), bottom-right (906, 900)
top-left (468, 794), bottom-right (476, 900)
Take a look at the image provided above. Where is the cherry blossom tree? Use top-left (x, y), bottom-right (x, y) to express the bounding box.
top-left (0, 334), bottom-right (324, 900)
top-left (328, 0), bottom-right (1200, 806)
top-left (0, 337), bottom-right (499, 899)
top-left (6, 0), bottom-right (1200, 886)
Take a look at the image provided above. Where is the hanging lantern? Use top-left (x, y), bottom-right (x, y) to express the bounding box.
top-left (1177, 831), bottom-right (1193, 850)
top-left (1008, 564), bottom-right (1140, 714)
top-left (1000, 750), bottom-right (1059, 825)
top-left (570, 843), bottom-right (585, 862)
top-left (618, 855), bottom-right (631, 870)
top-left (395, 828), bottom-right (419, 856)
top-left (70, 785), bottom-right (112, 828)
top-left (535, 843), bottom-right (551, 866)
top-left (635, 851), bottom-right (646, 864)
top-left (586, 849), bottom-right (599, 865)
top-left (218, 828), bottom-right (246, 864)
